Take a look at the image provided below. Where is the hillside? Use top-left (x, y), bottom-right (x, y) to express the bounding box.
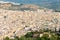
top-left (0, 3), bottom-right (41, 11)
top-left (0, 3), bottom-right (60, 40)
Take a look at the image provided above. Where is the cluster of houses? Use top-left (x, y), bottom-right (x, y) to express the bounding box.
top-left (0, 8), bottom-right (60, 40)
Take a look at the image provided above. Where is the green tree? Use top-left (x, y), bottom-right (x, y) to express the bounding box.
top-left (40, 34), bottom-right (50, 40)
top-left (27, 38), bottom-right (34, 40)
top-left (19, 36), bottom-right (27, 40)
top-left (4, 37), bottom-right (10, 40)
top-left (25, 32), bottom-right (33, 38)
top-left (14, 36), bottom-right (19, 40)
top-left (57, 36), bottom-right (60, 40)
top-left (50, 34), bottom-right (57, 40)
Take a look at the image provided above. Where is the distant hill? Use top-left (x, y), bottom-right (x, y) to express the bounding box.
top-left (1, 0), bottom-right (60, 11)
top-left (0, 3), bottom-right (42, 11)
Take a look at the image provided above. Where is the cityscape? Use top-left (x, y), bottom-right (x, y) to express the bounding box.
top-left (0, 0), bottom-right (60, 40)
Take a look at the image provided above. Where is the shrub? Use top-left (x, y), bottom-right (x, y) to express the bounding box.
top-left (40, 34), bottom-right (49, 40)
top-left (4, 37), bottom-right (10, 40)
top-left (25, 32), bottom-right (33, 38)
